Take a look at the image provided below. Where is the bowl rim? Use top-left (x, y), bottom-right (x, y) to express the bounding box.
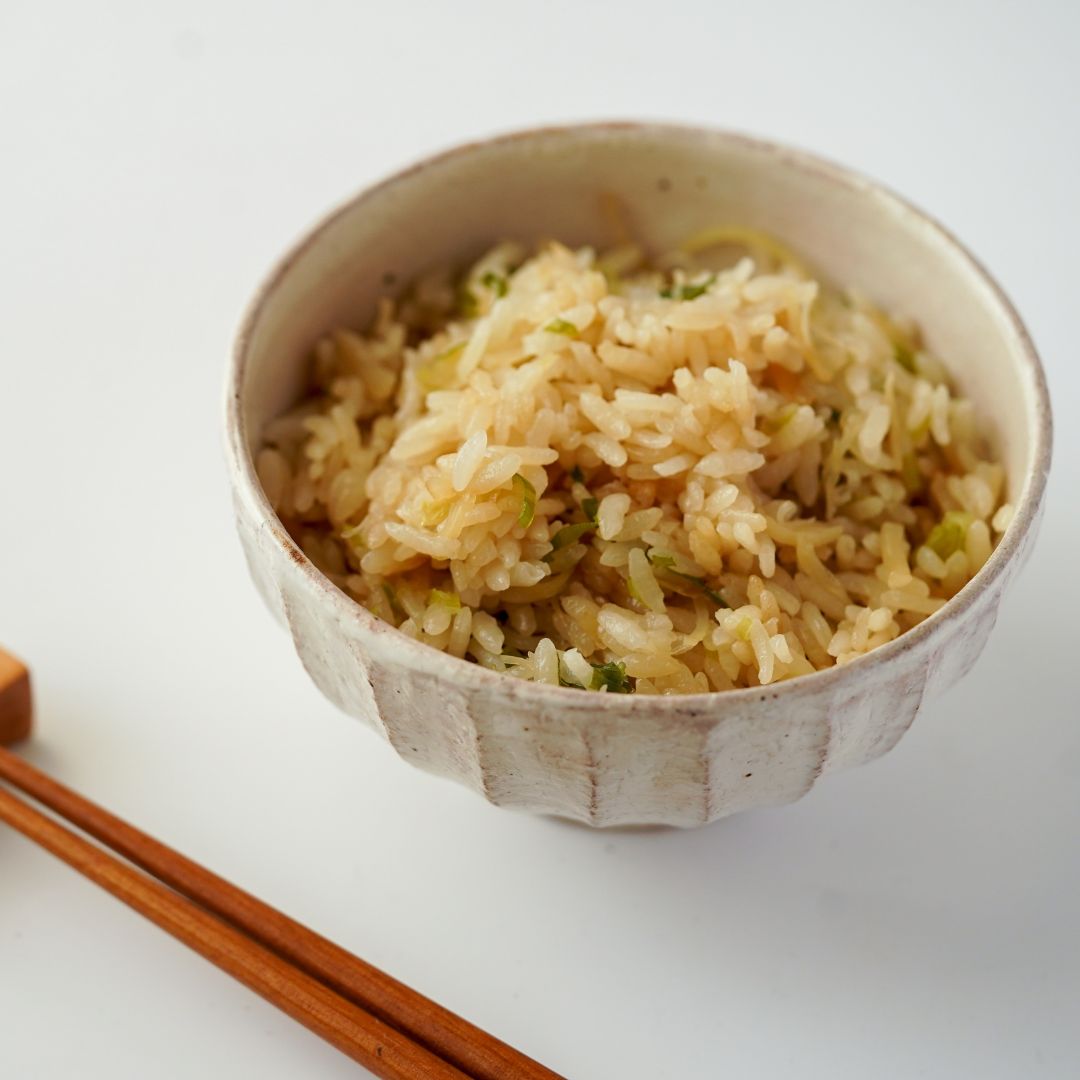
top-left (225, 119), bottom-right (1053, 713)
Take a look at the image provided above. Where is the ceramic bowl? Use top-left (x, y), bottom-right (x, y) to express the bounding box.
top-left (225, 123), bottom-right (1051, 827)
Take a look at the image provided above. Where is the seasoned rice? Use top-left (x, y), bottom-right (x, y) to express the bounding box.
top-left (258, 232), bottom-right (1009, 694)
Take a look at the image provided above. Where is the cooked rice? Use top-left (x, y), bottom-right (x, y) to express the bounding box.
top-left (258, 232), bottom-right (1009, 694)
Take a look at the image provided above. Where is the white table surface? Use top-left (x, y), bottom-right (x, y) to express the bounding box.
top-left (2, 2), bottom-right (1077, 1077)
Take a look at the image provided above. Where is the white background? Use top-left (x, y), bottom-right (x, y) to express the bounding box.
top-left (1, 2), bottom-right (1077, 1077)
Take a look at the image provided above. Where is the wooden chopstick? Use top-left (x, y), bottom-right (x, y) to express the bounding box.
top-left (0, 748), bottom-right (565, 1080)
top-left (0, 782), bottom-right (466, 1080)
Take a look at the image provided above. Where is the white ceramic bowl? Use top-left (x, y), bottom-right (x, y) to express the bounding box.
top-left (225, 123), bottom-right (1051, 827)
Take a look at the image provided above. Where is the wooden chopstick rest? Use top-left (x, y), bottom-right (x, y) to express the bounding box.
top-left (0, 648), bottom-right (32, 747)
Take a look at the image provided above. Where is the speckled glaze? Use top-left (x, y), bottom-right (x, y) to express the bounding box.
top-left (225, 123), bottom-right (1052, 827)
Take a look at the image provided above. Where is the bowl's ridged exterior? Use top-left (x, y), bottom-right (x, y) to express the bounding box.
top-left (233, 498), bottom-right (1040, 827)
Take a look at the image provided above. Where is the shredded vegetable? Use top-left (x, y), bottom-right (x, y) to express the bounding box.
top-left (546, 521), bottom-right (596, 556)
top-left (591, 660), bottom-right (633, 693)
top-left (646, 550), bottom-right (728, 606)
top-left (900, 452), bottom-right (925, 494)
top-left (672, 572), bottom-right (728, 607)
top-left (926, 510), bottom-right (972, 560)
top-left (660, 274), bottom-right (716, 301)
top-left (381, 583), bottom-right (405, 618)
top-left (457, 286), bottom-right (479, 318)
top-left (481, 270), bottom-right (508, 298)
top-left (417, 341), bottom-right (466, 391)
top-left (429, 588), bottom-right (461, 612)
top-left (512, 473), bottom-right (536, 527)
top-left (894, 342), bottom-right (917, 373)
top-left (544, 318), bottom-right (578, 336)
top-left (419, 498), bottom-right (454, 528)
top-left (646, 551), bottom-right (676, 570)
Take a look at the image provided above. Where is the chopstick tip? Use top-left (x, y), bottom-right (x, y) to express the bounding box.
top-left (0, 648), bottom-right (33, 747)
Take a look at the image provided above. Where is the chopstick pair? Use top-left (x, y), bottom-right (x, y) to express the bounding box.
top-left (0, 747), bottom-right (563, 1080)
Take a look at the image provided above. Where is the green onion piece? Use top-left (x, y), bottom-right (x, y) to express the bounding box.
top-left (512, 473), bottom-right (536, 528)
top-left (480, 271), bottom-right (508, 298)
top-left (542, 547), bottom-right (583, 573)
top-left (547, 521), bottom-right (596, 553)
top-left (660, 274), bottom-right (716, 301)
top-left (672, 569), bottom-right (729, 607)
top-left (544, 318), bottom-right (578, 336)
top-left (910, 415), bottom-right (932, 444)
top-left (679, 275), bottom-right (716, 300)
top-left (926, 511), bottom-right (972, 560)
top-left (894, 342), bottom-right (917, 373)
top-left (429, 588), bottom-right (461, 612)
top-left (417, 341), bottom-right (466, 391)
top-left (381, 582), bottom-right (405, 619)
top-left (900, 452), bottom-right (925, 494)
top-left (419, 498), bottom-right (454, 528)
top-left (701, 585), bottom-right (729, 607)
top-left (341, 523), bottom-right (367, 551)
top-left (762, 402), bottom-right (800, 435)
top-left (582, 496), bottom-right (599, 524)
top-left (590, 660), bottom-right (633, 694)
top-left (643, 549), bottom-right (728, 606)
top-left (458, 285), bottom-right (479, 317)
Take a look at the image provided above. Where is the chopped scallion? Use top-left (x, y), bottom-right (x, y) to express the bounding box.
top-left (643, 549), bottom-right (728, 606)
top-left (457, 286), bottom-right (479, 318)
top-left (926, 510), bottom-right (972, 560)
top-left (894, 342), bottom-right (917, 373)
top-left (417, 341), bottom-right (466, 391)
top-left (590, 660), bottom-right (633, 693)
top-left (512, 473), bottom-right (536, 528)
top-left (381, 582), bottom-right (405, 618)
top-left (546, 521), bottom-right (596, 554)
top-left (544, 318), bottom-right (578, 336)
top-left (429, 588), bottom-right (461, 612)
top-left (481, 271), bottom-right (508, 298)
top-left (660, 274), bottom-right (716, 301)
